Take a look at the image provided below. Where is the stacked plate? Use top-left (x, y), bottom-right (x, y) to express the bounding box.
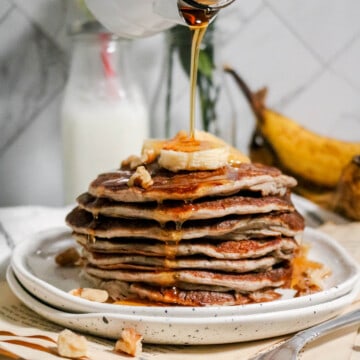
top-left (8, 223), bottom-right (360, 345)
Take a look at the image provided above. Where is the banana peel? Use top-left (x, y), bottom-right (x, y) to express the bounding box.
top-left (333, 156), bottom-right (360, 221)
top-left (225, 66), bottom-right (360, 220)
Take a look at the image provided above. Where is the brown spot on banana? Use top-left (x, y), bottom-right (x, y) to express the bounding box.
top-left (333, 155), bottom-right (360, 221)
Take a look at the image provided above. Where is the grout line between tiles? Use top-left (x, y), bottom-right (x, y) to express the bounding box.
top-left (0, 87), bottom-right (64, 158)
top-left (221, 2), bottom-right (267, 45)
top-left (261, 2), bottom-right (330, 108)
top-left (12, 2), bottom-right (69, 66)
top-left (325, 30), bottom-right (360, 94)
top-left (0, 3), bottom-right (15, 25)
top-left (0, 4), bottom-right (69, 157)
top-left (264, 1), bottom-right (327, 67)
top-left (264, 1), bottom-right (360, 99)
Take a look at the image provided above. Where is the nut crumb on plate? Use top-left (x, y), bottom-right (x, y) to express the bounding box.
top-left (57, 329), bottom-right (88, 358)
top-left (69, 288), bottom-right (109, 303)
top-left (55, 247), bottom-right (81, 267)
top-left (114, 328), bottom-right (143, 357)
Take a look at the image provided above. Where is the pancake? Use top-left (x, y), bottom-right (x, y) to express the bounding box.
top-left (89, 162), bottom-right (297, 203)
top-left (83, 250), bottom-right (288, 272)
top-left (74, 233), bottom-right (298, 259)
top-left (84, 264), bottom-right (292, 292)
top-left (66, 207), bottom-right (304, 241)
top-left (85, 277), bottom-right (283, 306)
top-left (77, 192), bottom-right (294, 223)
top-left (130, 283), bottom-right (282, 306)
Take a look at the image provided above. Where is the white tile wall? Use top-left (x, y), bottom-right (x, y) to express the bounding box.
top-left (13, 0), bottom-right (70, 51)
top-left (265, 0), bottom-right (360, 63)
top-left (282, 71), bottom-right (360, 141)
top-left (0, 6), bottom-right (66, 153)
top-left (0, 0), bottom-right (12, 18)
top-left (332, 36), bottom-right (360, 91)
top-left (0, 0), bottom-right (359, 206)
top-left (217, 0), bottom-right (263, 41)
top-left (0, 94), bottom-right (64, 205)
top-left (220, 6), bottom-right (322, 105)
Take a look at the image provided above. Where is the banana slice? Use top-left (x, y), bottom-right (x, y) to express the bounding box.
top-left (141, 130), bottom-right (250, 172)
top-left (159, 145), bottom-right (229, 172)
top-left (142, 138), bottom-right (165, 161)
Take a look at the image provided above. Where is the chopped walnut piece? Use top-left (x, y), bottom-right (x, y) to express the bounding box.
top-left (127, 165), bottom-right (153, 189)
top-left (114, 328), bottom-right (143, 357)
top-left (69, 288), bottom-right (109, 303)
top-left (122, 152), bottom-right (156, 170)
top-left (121, 155), bottom-right (143, 169)
top-left (55, 247), bottom-right (81, 267)
top-left (141, 148), bottom-right (157, 164)
top-left (57, 329), bottom-right (88, 358)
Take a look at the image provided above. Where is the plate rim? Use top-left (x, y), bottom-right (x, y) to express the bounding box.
top-left (10, 226), bottom-right (360, 317)
top-left (7, 265), bottom-right (360, 344)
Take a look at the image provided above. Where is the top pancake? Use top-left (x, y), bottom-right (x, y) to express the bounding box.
top-left (88, 162), bottom-right (297, 203)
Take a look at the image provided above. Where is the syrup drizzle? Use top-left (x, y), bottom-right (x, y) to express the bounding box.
top-left (0, 346), bottom-right (23, 359)
top-left (0, 330), bottom-right (90, 359)
top-left (178, 5), bottom-right (218, 139)
top-left (189, 26), bottom-right (207, 139)
top-left (0, 331), bottom-right (56, 343)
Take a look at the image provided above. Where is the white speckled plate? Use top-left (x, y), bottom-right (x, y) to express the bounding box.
top-left (291, 194), bottom-right (348, 227)
top-left (6, 266), bottom-right (360, 345)
top-left (10, 226), bottom-right (360, 318)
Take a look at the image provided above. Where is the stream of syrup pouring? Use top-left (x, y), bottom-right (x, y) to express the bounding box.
top-left (172, 3), bottom-right (219, 150)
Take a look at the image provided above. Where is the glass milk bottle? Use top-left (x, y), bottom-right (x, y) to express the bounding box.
top-left (61, 28), bottom-right (149, 204)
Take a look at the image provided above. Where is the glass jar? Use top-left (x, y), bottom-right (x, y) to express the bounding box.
top-left (150, 22), bottom-right (237, 144)
top-left (61, 31), bottom-right (149, 204)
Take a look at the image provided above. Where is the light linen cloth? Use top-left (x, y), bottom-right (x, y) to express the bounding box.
top-left (0, 205), bottom-right (72, 278)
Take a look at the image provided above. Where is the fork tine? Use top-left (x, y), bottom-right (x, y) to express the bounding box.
top-left (250, 308), bottom-right (360, 360)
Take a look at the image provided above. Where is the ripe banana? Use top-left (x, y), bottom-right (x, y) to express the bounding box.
top-left (142, 130), bottom-right (249, 172)
top-left (258, 108), bottom-right (360, 188)
top-left (225, 67), bottom-right (360, 189)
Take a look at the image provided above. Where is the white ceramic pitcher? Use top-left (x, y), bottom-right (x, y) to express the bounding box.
top-left (85, 0), bottom-right (235, 38)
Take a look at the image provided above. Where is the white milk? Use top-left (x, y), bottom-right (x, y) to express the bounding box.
top-left (61, 32), bottom-right (149, 205)
top-left (61, 93), bottom-right (148, 204)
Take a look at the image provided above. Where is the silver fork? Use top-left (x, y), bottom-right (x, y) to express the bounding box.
top-left (250, 308), bottom-right (360, 360)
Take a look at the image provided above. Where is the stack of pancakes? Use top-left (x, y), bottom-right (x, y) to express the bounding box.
top-left (66, 161), bottom-right (305, 306)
